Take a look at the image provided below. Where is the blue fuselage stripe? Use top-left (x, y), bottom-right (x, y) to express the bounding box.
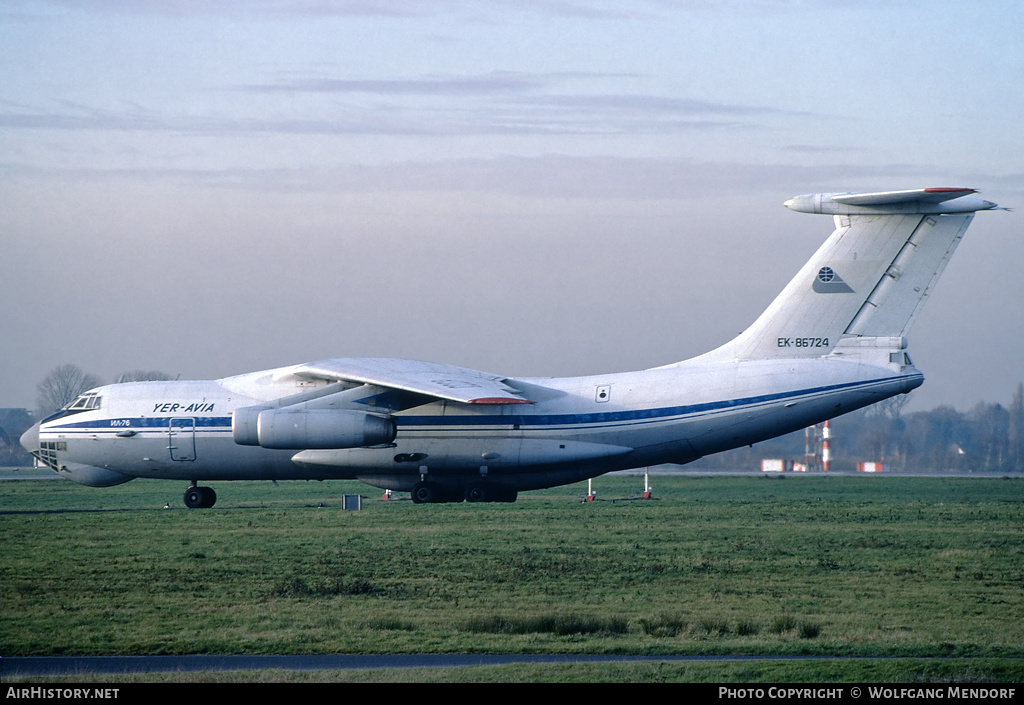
top-left (399, 376), bottom-right (905, 427)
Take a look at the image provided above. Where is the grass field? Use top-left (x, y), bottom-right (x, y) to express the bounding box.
top-left (2, 472), bottom-right (1023, 682)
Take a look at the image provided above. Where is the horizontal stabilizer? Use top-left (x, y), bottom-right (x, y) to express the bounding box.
top-left (785, 188), bottom-right (999, 215)
top-left (832, 188), bottom-right (975, 205)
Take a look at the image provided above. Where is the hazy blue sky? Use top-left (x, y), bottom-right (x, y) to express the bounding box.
top-left (2, 0), bottom-right (1022, 414)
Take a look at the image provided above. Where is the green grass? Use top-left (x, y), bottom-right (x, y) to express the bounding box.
top-left (12, 658), bottom-right (1024, 684)
top-left (2, 474), bottom-right (1023, 675)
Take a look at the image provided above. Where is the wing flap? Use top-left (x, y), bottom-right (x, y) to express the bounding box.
top-left (289, 358), bottom-right (534, 405)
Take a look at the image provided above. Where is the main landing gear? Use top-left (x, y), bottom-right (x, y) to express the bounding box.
top-left (411, 481), bottom-right (517, 504)
top-left (184, 483), bottom-right (217, 509)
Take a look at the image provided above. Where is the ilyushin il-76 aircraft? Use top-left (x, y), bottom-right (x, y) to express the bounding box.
top-left (21, 188), bottom-right (1000, 507)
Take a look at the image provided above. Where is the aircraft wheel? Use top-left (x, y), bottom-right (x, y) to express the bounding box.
top-left (465, 485), bottom-right (488, 503)
top-left (411, 482), bottom-right (436, 504)
top-left (184, 486), bottom-right (216, 509)
top-left (184, 487), bottom-right (203, 508)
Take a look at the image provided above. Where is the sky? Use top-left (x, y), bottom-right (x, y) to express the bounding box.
top-left (2, 0), bottom-right (1022, 415)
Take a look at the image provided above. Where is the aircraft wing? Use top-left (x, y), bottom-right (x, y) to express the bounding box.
top-left (289, 358), bottom-right (535, 405)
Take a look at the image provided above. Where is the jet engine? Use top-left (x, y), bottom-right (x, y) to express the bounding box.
top-left (233, 408), bottom-right (396, 450)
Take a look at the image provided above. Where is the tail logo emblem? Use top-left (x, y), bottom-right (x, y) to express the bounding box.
top-left (813, 266), bottom-right (854, 293)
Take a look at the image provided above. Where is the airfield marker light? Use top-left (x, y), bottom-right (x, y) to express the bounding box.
top-left (822, 420), bottom-right (831, 472)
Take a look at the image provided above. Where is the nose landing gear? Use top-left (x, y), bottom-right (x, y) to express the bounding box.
top-left (184, 484), bottom-right (217, 509)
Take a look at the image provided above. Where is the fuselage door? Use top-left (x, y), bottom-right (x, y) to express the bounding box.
top-left (169, 417), bottom-right (196, 461)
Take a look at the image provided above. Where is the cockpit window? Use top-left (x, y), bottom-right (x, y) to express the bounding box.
top-left (68, 392), bottom-right (102, 410)
top-left (40, 391), bottom-right (104, 424)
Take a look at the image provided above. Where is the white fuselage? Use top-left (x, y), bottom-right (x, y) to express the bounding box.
top-left (32, 354), bottom-right (920, 493)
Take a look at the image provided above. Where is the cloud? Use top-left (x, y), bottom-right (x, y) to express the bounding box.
top-left (1, 68), bottom-right (815, 141)
top-left (240, 72), bottom-right (554, 97)
top-left (21, 0), bottom-right (655, 21)
top-left (0, 154), bottom-right (947, 201)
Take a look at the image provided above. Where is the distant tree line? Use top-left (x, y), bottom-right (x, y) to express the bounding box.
top-left (0, 408), bottom-right (35, 466)
top-left (34, 365), bottom-right (173, 417)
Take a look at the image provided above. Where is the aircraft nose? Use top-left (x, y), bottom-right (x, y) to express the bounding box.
top-left (20, 422), bottom-right (40, 453)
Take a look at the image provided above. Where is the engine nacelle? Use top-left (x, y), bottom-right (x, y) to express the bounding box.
top-left (232, 406), bottom-right (264, 446)
top-left (234, 408), bottom-right (396, 450)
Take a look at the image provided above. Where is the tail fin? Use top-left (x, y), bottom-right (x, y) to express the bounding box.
top-left (699, 188), bottom-right (999, 362)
